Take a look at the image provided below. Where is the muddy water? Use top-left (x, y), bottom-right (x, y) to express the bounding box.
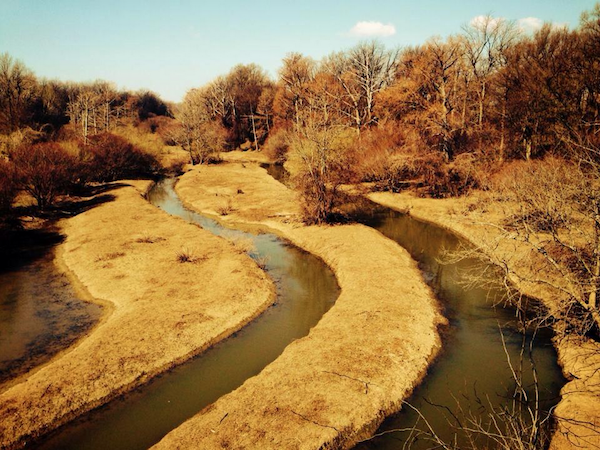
top-left (37, 178), bottom-right (339, 450)
top-left (262, 164), bottom-right (565, 449)
top-left (353, 206), bottom-right (564, 449)
top-left (0, 232), bottom-right (102, 388)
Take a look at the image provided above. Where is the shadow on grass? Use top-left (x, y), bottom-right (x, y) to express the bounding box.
top-left (0, 182), bottom-right (127, 273)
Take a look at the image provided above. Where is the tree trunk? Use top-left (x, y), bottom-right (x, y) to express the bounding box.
top-left (499, 100), bottom-right (506, 163)
top-left (251, 113), bottom-right (259, 151)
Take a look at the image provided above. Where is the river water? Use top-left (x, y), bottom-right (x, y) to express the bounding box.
top-left (13, 167), bottom-right (565, 449)
top-left (36, 178), bottom-right (339, 450)
top-left (0, 229), bottom-right (102, 388)
top-left (262, 163), bottom-right (565, 449)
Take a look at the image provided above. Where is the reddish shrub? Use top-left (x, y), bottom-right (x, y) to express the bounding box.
top-left (10, 142), bottom-right (75, 209)
top-left (0, 159), bottom-right (17, 213)
top-left (85, 133), bottom-right (159, 182)
top-left (376, 151), bottom-right (481, 197)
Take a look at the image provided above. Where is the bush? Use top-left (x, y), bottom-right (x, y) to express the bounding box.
top-left (376, 151), bottom-right (481, 198)
top-left (0, 159), bottom-right (17, 213)
top-left (421, 152), bottom-right (481, 198)
top-left (289, 127), bottom-right (357, 224)
top-left (263, 129), bottom-right (290, 164)
top-left (85, 133), bottom-right (159, 182)
top-left (10, 142), bottom-right (76, 209)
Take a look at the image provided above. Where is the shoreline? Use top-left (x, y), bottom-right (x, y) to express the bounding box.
top-left (367, 191), bottom-right (600, 450)
top-left (0, 180), bottom-right (275, 449)
top-left (153, 163), bottom-right (444, 449)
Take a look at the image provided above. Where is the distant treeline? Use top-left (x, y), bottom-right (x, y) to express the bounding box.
top-left (0, 54), bottom-right (171, 145)
top-left (179, 4), bottom-right (599, 168)
top-left (1, 3), bottom-right (600, 215)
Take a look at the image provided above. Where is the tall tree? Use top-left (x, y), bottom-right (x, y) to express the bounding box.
top-left (0, 53), bottom-right (37, 133)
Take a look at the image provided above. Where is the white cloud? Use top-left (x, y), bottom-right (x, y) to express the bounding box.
top-left (348, 21), bottom-right (396, 37)
top-left (469, 15), bottom-right (503, 31)
top-left (518, 17), bottom-right (544, 32)
top-left (517, 17), bottom-right (568, 33)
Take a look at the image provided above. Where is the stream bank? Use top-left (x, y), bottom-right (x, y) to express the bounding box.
top-left (263, 161), bottom-right (565, 449)
top-left (366, 191), bottom-right (598, 449)
top-left (0, 180), bottom-right (274, 449)
top-left (152, 162), bottom-right (443, 449)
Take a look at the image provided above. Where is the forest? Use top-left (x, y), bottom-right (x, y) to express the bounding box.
top-left (1, 2), bottom-right (600, 449)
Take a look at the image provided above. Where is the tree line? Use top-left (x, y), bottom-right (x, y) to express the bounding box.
top-left (177, 4), bottom-right (599, 220)
top-left (0, 52), bottom-right (173, 212)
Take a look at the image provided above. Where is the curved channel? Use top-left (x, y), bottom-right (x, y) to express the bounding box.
top-left (261, 163), bottom-right (565, 449)
top-left (0, 229), bottom-right (102, 389)
top-left (36, 178), bottom-right (339, 450)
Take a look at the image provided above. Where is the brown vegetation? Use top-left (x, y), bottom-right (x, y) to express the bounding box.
top-left (0, 159), bottom-right (17, 214)
top-left (84, 133), bottom-right (159, 182)
top-left (155, 162), bottom-right (443, 450)
top-left (0, 181), bottom-right (274, 449)
top-left (10, 142), bottom-right (76, 209)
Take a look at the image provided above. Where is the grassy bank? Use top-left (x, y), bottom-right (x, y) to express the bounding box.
top-left (152, 162), bottom-right (444, 449)
top-left (0, 180), bottom-right (274, 449)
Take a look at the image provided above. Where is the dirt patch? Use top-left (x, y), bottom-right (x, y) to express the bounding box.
top-left (152, 163), bottom-right (444, 449)
top-left (367, 191), bottom-right (600, 450)
top-left (0, 180), bottom-right (274, 449)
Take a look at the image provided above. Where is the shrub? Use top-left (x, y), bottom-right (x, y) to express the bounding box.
top-left (263, 129), bottom-right (290, 164)
top-left (10, 142), bottom-right (75, 209)
top-left (176, 247), bottom-right (202, 263)
top-left (85, 133), bottom-right (159, 182)
top-left (0, 159), bottom-right (17, 213)
top-left (289, 127), bottom-right (357, 224)
top-left (376, 151), bottom-right (481, 198)
top-left (421, 152), bottom-right (481, 198)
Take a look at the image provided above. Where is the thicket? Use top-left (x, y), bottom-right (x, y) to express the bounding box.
top-left (84, 133), bottom-right (159, 182)
top-left (0, 52), bottom-right (174, 213)
top-left (10, 142), bottom-right (76, 210)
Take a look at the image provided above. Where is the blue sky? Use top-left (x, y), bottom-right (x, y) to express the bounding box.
top-left (0, 0), bottom-right (596, 102)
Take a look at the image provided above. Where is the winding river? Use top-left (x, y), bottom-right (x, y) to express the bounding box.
top-left (262, 163), bottom-right (565, 449)
top-left (6, 167), bottom-right (565, 449)
top-left (36, 178), bottom-right (339, 450)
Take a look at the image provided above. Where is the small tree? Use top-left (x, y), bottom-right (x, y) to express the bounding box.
top-left (289, 124), bottom-right (355, 224)
top-left (0, 159), bottom-right (17, 214)
top-left (11, 142), bottom-right (75, 209)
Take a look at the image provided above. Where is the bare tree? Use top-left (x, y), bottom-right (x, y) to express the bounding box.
top-left (0, 53), bottom-right (37, 133)
top-left (174, 88), bottom-right (225, 164)
top-left (462, 16), bottom-right (518, 131)
top-left (324, 41), bottom-right (398, 132)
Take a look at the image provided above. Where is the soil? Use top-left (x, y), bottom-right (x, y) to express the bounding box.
top-left (0, 180), bottom-right (274, 449)
top-left (152, 163), bottom-right (445, 449)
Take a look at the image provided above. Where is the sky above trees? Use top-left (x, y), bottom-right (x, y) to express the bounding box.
top-left (0, 0), bottom-right (595, 102)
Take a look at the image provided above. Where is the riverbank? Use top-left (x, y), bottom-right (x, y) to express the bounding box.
top-left (152, 162), bottom-right (445, 449)
top-left (368, 191), bottom-right (600, 450)
top-left (0, 180), bottom-right (274, 449)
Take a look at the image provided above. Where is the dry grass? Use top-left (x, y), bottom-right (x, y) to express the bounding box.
top-left (217, 199), bottom-right (234, 216)
top-left (176, 247), bottom-right (204, 263)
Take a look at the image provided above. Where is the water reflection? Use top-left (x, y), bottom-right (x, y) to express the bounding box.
top-left (0, 240), bottom-right (102, 387)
